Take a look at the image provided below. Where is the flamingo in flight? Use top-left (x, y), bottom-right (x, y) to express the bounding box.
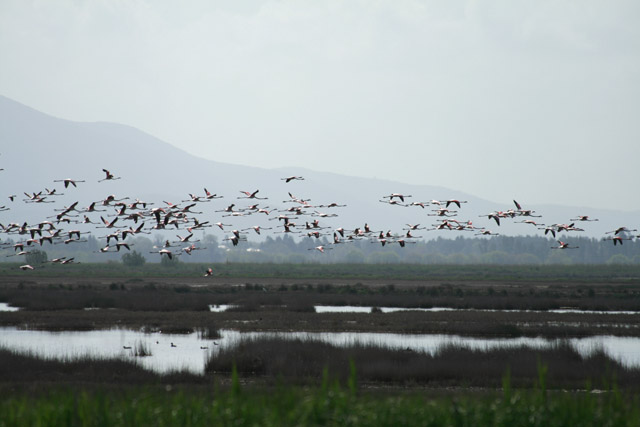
top-left (445, 199), bottom-right (467, 209)
top-left (383, 193), bottom-right (412, 203)
top-left (281, 176), bottom-right (305, 183)
top-left (308, 245), bottom-right (331, 253)
top-left (605, 227), bottom-right (637, 235)
top-left (604, 236), bottom-right (633, 246)
top-left (238, 190), bottom-right (267, 200)
top-left (53, 178), bottom-right (85, 188)
top-left (99, 169), bottom-right (121, 182)
top-left (204, 188), bottom-right (223, 200)
top-left (551, 241), bottom-right (579, 249)
top-left (571, 215), bottom-right (599, 222)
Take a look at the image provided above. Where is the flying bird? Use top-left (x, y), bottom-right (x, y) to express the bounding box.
top-left (98, 169), bottom-right (121, 182)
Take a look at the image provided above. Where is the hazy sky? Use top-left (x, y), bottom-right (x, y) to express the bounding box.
top-left (1, 0), bottom-right (639, 210)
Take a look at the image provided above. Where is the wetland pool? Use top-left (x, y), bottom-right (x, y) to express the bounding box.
top-left (2, 327), bottom-right (640, 375)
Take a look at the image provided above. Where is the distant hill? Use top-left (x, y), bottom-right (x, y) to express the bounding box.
top-left (1, 94), bottom-right (636, 248)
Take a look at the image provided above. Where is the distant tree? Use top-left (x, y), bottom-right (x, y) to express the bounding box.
top-left (26, 250), bottom-right (47, 265)
top-left (606, 254), bottom-right (633, 265)
top-left (344, 249), bottom-right (365, 264)
top-left (122, 250), bottom-right (146, 267)
top-left (366, 251), bottom-right (400, 264)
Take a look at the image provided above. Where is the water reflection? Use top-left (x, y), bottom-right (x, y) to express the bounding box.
top-left (209, 304), bottom-right (235, 312)
top-left (0, 302), bottom-right (19, 312)
top-left (314, 305), bottom-right (639, 315)
top-left (1, 327), bottom-right (639, 375)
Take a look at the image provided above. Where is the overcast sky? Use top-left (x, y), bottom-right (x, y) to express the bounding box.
top-left (1, 0), bottom-right (639, 210)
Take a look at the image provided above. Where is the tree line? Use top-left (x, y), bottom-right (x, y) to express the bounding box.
top-left (3, 233), bottom-right (640, 265)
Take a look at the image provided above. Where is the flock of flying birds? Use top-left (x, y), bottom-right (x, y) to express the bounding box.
top-left (0, 164), bottom-right (637, 273)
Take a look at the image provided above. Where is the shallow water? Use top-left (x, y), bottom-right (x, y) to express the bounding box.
top-left (209, 304), bottom-right (235, 312)
top-left (2, 327), bottom-right (640, 375)
top-left (0, 302), bottom-right (19, 312)
top-left (314, 305), bottom-right (639, 315)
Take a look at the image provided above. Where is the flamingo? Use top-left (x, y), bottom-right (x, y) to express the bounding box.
top-left (604, 236), bottom-right (633, 246)
top-left (281, 176), bottom-right (305, 183)
top-left (80, 215), bottom-right (96, 224)
top-left (204, 267), bottom-right (213, 277)
top-left (539, 226), bottom-right (557, 238)
top-left (551, 241), bottom-right (579, 249)
top-left (605, 227), bottom-right (637, 235)
top-left (242, 226), bottom-right (271, 235)
top-left (99, 216), bottom-right (119, 228)
top-left (312, 211), bottom-right (338, 218)
top-left (216, 204), bottom-right (235, 213)
top-left (19, 265), bottom-right (34, 270)
top-left (571, 215), bottom-right (599, 222)
top-left (429, 208), bottom-right (456, 217)
top-left (445, 199), bottom-right (467, 209)
top-left (128, 199), bottom-right (151, 209)
top-left (224, 236), bottom-right (240, 246)
top-left (383, 193), bottom-right (412, 202)
top-left (84, 202), bottom-right (106, 212)
top-left (152, 249), bottom-right (175, 259)
top-left (517, 219), bottom-right (543, 226)
top-left (475, 229), bottom-right (499, 236)
top-left (176, 203), bottom-right (202, 214)
top-left (238, 190), bottom-right (267, 200)
top-left (44, 188), bottom-right (63, 196)
top-left (204, 188), bottom-right (223, 200)
top-left (396, 239), bottom-right (416, 248)
top-left (98, 169), bottom-right (121, 182)
top-left (480, 213), bottom-right (501, 226)
top-left (308, 245), bottom-right (331, 253)
top-left (53, 178), bottom-right (85, 188)
top-left (409, 201), bottom-right (427, 208)
top-left (380, 199), bottom-right (407, 207)
top-left (115, 242), bottom-right (131, 251)
top-left (101, 195), bottom-right (128, 205)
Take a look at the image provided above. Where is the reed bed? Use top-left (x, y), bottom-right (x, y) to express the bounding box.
top-left (206, 336), bottom-right (640, 390)
top-left (2, 275), bottom-right (640, 313)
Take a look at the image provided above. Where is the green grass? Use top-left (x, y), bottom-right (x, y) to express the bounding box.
top-left (1, 374), bottom-right (639, 426)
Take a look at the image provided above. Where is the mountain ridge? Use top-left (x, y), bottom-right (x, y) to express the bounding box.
top-left (1, 94), bottom-right (636, 241)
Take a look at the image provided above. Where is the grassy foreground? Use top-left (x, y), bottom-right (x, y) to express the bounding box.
top-left (1, 372), bottom-right (639, 427)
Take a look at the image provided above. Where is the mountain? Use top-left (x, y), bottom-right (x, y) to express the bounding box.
top-left (0, 95), bottom-right (636, 243)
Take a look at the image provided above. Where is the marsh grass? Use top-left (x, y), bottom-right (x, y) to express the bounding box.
top-left (133, 340), bottom-right (151, 357)
top-left (207, 337), bottom-right (640, 390)
top-left (2, 275), bottom-right (640, 313)
top-left (1, 343), bottom-right (640, 425)
top-left (1, 369), bottom-right (639, 426)
top-left (197, 323), bottom-right (222, 340)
